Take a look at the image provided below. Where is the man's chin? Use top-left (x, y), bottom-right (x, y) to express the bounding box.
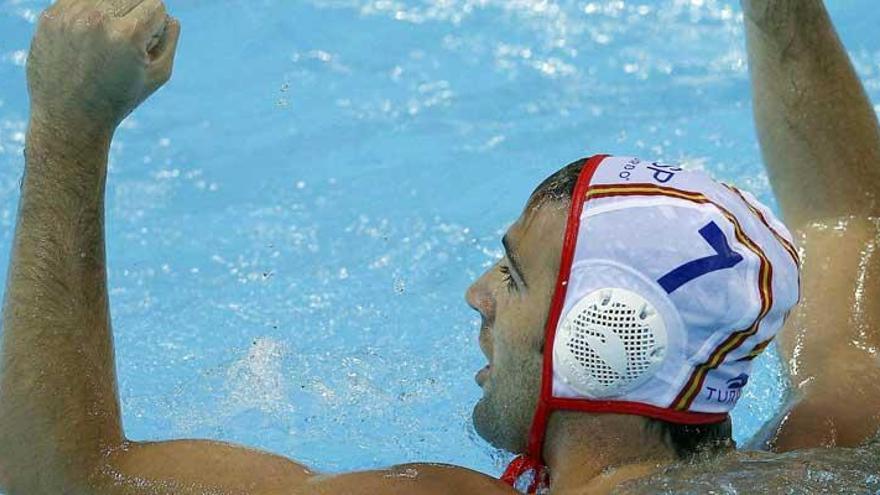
top-left (472, 395), bottom-right (520, 452)
top-left (471, 397), bottom-right (494, 445)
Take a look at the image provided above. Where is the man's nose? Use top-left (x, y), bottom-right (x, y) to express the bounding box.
top-left (465, 282), bottom-right (482, 311)
top-left (466, 273), bottom-right (495, 315)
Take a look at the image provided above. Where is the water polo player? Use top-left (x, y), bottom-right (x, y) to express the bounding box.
top-left (1, 0), bottom-right (878, 493)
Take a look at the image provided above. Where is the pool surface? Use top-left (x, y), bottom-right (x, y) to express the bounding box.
top-left (2, 0), bottom-right (880, 482)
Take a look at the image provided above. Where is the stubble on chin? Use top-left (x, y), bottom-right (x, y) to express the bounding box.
top-left (472, 386), bottom-right (530, 454)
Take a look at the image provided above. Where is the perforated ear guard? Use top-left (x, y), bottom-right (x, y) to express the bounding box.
top-left (553, 287), bottom-right (668, 399)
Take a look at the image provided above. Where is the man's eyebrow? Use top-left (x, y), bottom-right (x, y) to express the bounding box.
top-left (502, 234), bottom-right (528, 288)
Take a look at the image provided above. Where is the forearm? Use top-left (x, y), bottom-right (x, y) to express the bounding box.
top-left (743, 0), bottom-right (880, 227)
top-left (0, 121), bottom-right (123, 490)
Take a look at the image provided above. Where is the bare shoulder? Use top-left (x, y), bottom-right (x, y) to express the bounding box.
top-left (774, 216), bottom-right (880, 450)
top-left (96, 439), bottom-right (314, 494)
top-left (95, 442), bottom-right (512, 495)
top-left (301, 463), bottom-right (516, 495)
top-left (782, 216), bottom-right (880, 361)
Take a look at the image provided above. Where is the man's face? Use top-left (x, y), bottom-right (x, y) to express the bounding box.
top-left (467, 200), bottom-right (568, 452)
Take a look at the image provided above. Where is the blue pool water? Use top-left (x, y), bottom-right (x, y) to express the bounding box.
top-left (2, 0), bottom-right (880, 481)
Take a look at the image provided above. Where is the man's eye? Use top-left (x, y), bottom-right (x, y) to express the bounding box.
top-left (499, 265), bottom-right (517, 292)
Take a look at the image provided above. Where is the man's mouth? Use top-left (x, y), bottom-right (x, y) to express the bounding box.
top-left (475, 317), bottom-right (493, 387)
top-left (476, 364), bottom-right (491, 386)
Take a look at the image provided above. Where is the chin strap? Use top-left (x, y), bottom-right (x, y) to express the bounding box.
top-left (501, 455), bottom-right (548, 494)
top-left (500, 156), bottom-right (608, 495)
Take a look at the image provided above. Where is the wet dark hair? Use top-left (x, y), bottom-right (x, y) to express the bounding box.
top-left (527, 158), bottom-right (590, 207)
top-left (531, 158), bottom-right (736, 459)
top-left (646, 417), bottom-right (735, 459)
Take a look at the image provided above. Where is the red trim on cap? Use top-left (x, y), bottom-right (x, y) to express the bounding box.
top-left (501, 155), bottom-right (607, 494)
top-left (500, 455), bottom-right (540, 486)
top-left (547, 398), bottom-right (727, 424)
top-left (524, 154), bottom-right (607, 466)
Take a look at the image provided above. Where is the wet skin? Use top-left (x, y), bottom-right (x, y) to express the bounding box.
top-left (1, 0), bottom-right (879, 494)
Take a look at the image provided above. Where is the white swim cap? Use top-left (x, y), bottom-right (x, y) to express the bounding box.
top-left (502, 155), bottom-right (801, 492)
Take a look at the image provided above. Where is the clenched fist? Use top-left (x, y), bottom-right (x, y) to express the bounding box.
top-left (27, 0), bottom-right (181, 134)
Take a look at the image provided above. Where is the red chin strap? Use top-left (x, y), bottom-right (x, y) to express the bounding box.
top-left (501, 155), bottom-right (606, 493)
top-left (500, 155), bottom-right (726, 493)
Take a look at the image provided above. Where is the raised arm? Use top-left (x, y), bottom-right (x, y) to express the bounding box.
top-left (0, 2), bottom-right (321, 493)
top-left (743, 0), bottom-right (880, 228)
top-left (0, 3), bottom-right (514, 494)
top-left (742, 0), bottom-right (880, 451)
top-left (0, 1), bottom-right (181, 491)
